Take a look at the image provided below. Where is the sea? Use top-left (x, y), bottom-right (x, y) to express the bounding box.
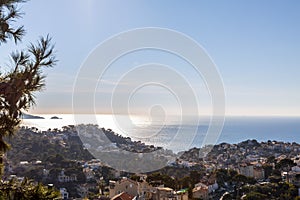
top-left (21, 114), bottom-right (300, 153)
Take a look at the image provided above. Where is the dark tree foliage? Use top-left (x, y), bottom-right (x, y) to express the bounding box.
top-left (0, 0), bottom-right (60, 198)
top-left (0, 0), bottom-right (56, 153)
top-left (0, 35), bottom-right (56, 151)
top-left (146, 172), bottom-right (176, 189)
top-left (0, 0), bottom-right (26, 44)
top-left (0, 177), bottom-right (60, 199)
top-left (240, 182), bottom-right (298, 200)
top-left (275, 158), bottom-right (296, 171)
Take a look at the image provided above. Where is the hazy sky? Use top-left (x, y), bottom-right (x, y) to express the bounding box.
top-left (1, 0), bottom-right (300, 116)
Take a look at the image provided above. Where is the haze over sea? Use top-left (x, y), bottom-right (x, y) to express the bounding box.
top-left (21, 114), bottom-right (300, 153)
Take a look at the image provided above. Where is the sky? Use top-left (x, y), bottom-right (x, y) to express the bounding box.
top-left (1, 0), bottom-right (300, 116)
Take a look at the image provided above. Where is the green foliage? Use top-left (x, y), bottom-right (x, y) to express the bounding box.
top-left (178, 176), bottom-right (190, 189)
top-left (6, 127), bottom-right (94, 165)
top-left (151, 165), bottom-right (192, 179)
top-left (0, 0), bottom-right (26, 44)
top-left (0, 0), bottom-right (57, 154)
top-left (0, 2), bottom-right (60, 198)
top-left (268, 175), bottom-right (281, 183)
top-left (275, 158), bottom-right (296, 171)
top-left (216, 169), bottom-right (238, 186)
top-left (130, 174), bottom-right (142, 182)
top-left (0, 35), bottom-right (56, 152)
top-left (233, 174), bottom-right (248, 184)
top-left (266, 156), bottom-right (275, 164)
top-left (240, 182), bottom-right (298, 200)
top-left (216, 169), bottom-right (228, 185)
top-left (0, 177), bottom-right (60, 199)
top-left (243, 191), bottom-right (267, 200)
top-left (189, 170), bottom-right (203, 186)
top-left (262, 164), bottom-right (273, 179)
top-left (146, 172), bottom-right (176, 189)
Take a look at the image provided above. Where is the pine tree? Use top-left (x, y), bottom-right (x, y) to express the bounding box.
top-left (0, 0), bottom-right (56, 174)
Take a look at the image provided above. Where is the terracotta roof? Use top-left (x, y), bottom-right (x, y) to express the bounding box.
top-left (111, 192), bottom-right (134, 200)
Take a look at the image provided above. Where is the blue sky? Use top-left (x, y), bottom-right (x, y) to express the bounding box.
top-left (1, 0), bottom-right (300, 116)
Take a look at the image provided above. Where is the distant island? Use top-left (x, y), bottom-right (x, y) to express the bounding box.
top-left (50, 116), bottom-right (61, 119)
top-left (20, 113), bottom-right (44, 119)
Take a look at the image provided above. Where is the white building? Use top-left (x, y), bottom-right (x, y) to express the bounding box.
top-left (60, 188), bottom-right (69, 200)
top-left (58, 169), bottom-right (77, 182)
top-left (292, 165), bottom-right (300, 172)
top-left (195, 181), bottom-right (218, 194)
top-left (109, 178), bottom-right (138, 198)
top-left (83, 167), bottom-right (95, 180)
top-left (239, 164), bottom-right (254, 177)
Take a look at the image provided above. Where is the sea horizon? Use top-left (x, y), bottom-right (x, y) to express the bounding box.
top-left (21, 114), bottom-right (300, 153)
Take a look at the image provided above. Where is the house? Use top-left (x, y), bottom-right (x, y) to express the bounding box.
top-left (137, 180), bottom-right (154, 200)
top-left (253, 166), bottom-right (265, 180)
top-left (152, 187), bottom-right (176, 200)
top-left (192, 183), bottom-right (209, 200)
top-left (111, 192), bottom-right (135, 200)
top-left (78, 183), bottom-right (98, 198)
top-left (239, 163), bottom-right (254, 177)
top-left (60, 188), bottom-right (69, 200)
top-left (196, 181), bottom-right (218, 194)
top-left (238, 163), bottom-right (265, 180)
top-left (77, 183), bottom-right (97, 198)
top-left (83, 167), bottom-right (95, 180)
top-left (5, 163), bottom-right (13, 173)
top-left (58, 169), bottom-right (77, 182)
top-left (292, 165), bottom-right (300, 172)
top-left (77, 185), bottom-right (88, 198)
top-left (288, 172), bottom-right (300, 187)
top-left (109, 178), bottom-right (138, 198)
top-left (197, 175), bottom-right (219, 194)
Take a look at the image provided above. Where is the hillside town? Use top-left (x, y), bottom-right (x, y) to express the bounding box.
top-left (3, 125), bottom-right (300, 199)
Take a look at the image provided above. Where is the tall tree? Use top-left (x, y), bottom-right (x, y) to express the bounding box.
top-left (0, 1), bottom-right (59, 198)
top-left (0, 0), bottom-right (56, 174)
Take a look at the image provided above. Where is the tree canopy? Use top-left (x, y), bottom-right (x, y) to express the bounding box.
top-left (0, 0), bottom-right (26, 44)
top-left (0, 0), bottom-right (56, 152)
top-left (0, 0), bottom-right (60, 198)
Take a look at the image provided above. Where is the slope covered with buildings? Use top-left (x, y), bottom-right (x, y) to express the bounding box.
top-left (3, 126), bottom-right (300, 199)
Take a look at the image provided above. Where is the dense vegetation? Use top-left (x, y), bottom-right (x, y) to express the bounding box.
top-left (0, 0), bottom-right (61, 198)
top-left (241, 182), bottom-right (298, 200)
top-left (6, 127), bottom-right (94, 164)
top-left (0, 178), bottom-right (59, 200)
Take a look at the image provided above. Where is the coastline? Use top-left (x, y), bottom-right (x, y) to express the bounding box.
top-left (20, 114), bottom-right (300, 153)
